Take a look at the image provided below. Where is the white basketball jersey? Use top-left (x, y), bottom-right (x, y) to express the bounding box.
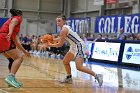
top-left (63, 25), bottom-right (84, 46)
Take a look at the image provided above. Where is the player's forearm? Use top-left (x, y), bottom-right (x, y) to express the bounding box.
top-left (13, 37), bottom-right (27, 53)
top-left (50, 42), bottom-right (63, 48)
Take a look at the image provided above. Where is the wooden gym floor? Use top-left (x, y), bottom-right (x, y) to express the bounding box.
top-left (0, 54), bottom-right (140, 93)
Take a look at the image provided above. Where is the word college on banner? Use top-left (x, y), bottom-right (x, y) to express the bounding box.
top-left (95, 14), bottom-right (140, 33)
top-left (56, 17), bottom-right (90, 33)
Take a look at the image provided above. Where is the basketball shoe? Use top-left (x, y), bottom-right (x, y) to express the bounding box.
top-left (95, 74), bottom-right (103, 87)
top-left (5, 75), bottom-right (21, 88)
top-left (59, 75), bottom-right (72, 84)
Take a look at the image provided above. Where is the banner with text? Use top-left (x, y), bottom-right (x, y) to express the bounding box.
top-left (92, 42), bottom-right (121, 62)
top-left (57, 17), bottom-right (90, 33)
top-left (122, 43), bottom-right (140, 64)
top-left (0, 18), bottom-right (8, 27)
top-left (95, 14), bottom-right (140, 33)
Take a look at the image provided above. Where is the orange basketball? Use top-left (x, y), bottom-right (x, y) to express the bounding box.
top-left (41, 34), bottom-right (53, 43)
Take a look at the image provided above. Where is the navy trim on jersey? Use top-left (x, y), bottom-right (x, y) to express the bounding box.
top-left (75, 43), bottom-right (84, 58)
top-left (67, 33), bottom-right (80, 44)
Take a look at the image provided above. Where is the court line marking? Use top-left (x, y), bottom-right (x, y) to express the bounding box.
top-left (0, 89), bottom-right (9, 93)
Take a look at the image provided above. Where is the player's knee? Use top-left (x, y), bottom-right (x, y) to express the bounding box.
top-left (63, 60), bottom-right (69, 65)
top-left (15, 55), bottom-right (24, 63)
top-left (19, 56), bottom-right (23, 62)
top-left (76, 65), bottom-right (82, 71)
top-left (63, 62), bottom-right (69, 65)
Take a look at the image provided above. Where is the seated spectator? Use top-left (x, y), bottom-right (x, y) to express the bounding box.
top-left (122, 35), bottom-right (127, 40)
top-left (112, 35), bottom-right (117, 40)
top-left (137, 33), bottom-right (140, 40)
top-left (97, 34), bottom-right (102, 40)
top-left (117, 28), bottom-right (127, 40)
top-left (87, 34), bottom-right (95, 41)
top-left (81, 33), bottom-right (87, 42)
top-left (103, 34), bottom-right (109, 41)
top-left (22, 35), bottom-right (32, 51)
top-left (30, 36), bottom-right (40, 54)
top-left (127, 34), bottom-right (136, 40)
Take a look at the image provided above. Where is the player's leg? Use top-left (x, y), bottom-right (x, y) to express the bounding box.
top-left (4, 48), bottom-right (24, 88)
top-left (2, 53), bottom-right (13, 72)
top-left (60, 51), bottom-right (74, 83)
top-left (75, 43), bottom-right (103, 87)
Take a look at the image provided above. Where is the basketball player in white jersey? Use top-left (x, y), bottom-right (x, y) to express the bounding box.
top-left (45, 15), bottom-right (103, 87)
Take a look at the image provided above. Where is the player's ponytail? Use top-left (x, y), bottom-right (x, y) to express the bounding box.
top-left (10, 9), bottom-right (22, 16)
top-left (10, 9), bottom-right (17, 16)
top-left (16, 10), bottom-right (22, 16)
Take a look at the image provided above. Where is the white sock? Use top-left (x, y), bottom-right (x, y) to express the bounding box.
top-left (9, 73), bottom-right (15, 77)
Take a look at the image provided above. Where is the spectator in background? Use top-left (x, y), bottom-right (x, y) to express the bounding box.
top-left (19, 34), bottom-right (23, 42)
top-left (112, 35), bottom-right (117, 40)
top-left (127, 34), bottom-right (137, 40)
top-left (81, 34), bottom-right (89, 55)
top-left (91, 33), bottom-right (102, 42)
top-left (117, 28), bottom-right (127, 40)
top-left (97, 34), bottom-right (102, 40)
top-left (131, 34), bottom-right (137, 40)
top-left (103, 34), bottom-right (109, 41)
top-left (22, 35), bottom-right (32, 51)
top-left (137, 33), bottom-right (140, 40)
top-left (122, 35), bottom-right (127, 40)
top-left (81, 33), bottom-right (87, 43)
top-left (87, 34), bottom-right (95, 41)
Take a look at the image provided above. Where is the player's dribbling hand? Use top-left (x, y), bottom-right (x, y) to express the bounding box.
top-left (44, 42), bottom-right (51, 48)
top-left (24, 51), bottom-right (31, 57)
top-left (40, 38), bottom-right (46, 43)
